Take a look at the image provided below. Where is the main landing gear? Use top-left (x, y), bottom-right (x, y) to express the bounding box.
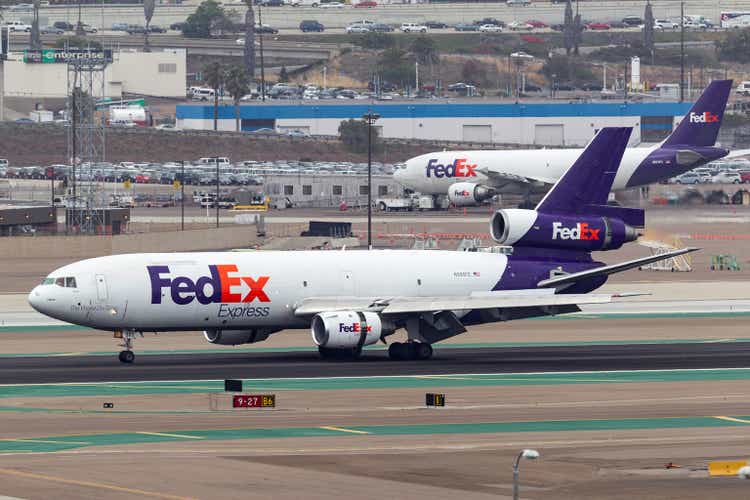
top-left (116, 330), bottom-right (137, 364)
top-left (318, 346), bottom-right (363, 360)
top-left (388, 342), bottom-right (433, 361)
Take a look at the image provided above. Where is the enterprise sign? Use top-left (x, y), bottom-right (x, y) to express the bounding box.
top-left (23, 49), bottom-right (113, 64)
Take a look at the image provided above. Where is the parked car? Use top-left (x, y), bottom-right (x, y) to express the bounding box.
top-left (256, 24), bottom-right (279, 34)
top-left (78, 23), bottom-right (98, 33)
top-left (148, 25), bottom-right (167, 33)
top-left (654, 19), bottom-right (679, 30)
top-left (737, 81), bottom-right (750, 96)
top-left (740, 171), bottom-right (750, 183)
top-left (671, 171), bottom-right (702, 184)
top-left (425, 21), bottom-right (448, 29)
top-left (354, 1), bottom-right (377, 7)
top-left (369, 23), bottom-right (394, 32)
top-left (712, 171), bottom-right (742, 184)
top-left (506, 0), bottom-right (531, 5)
top-left (581, 82), bottom-right (603, 91)
top-left (111, 22), bottom-right (130, 31)
top-left (479, 24), bottom-right (502, 32)
top-left (4, 21), bottom-right (32, 32)
top-left (454, 23), bottom-right (479, 31)
top-left (40, 26), bottom-right (64, 34)
top-left (300, 20), bottom-right (324, 32)
top-left (53, 21), bottom-right (75, 31)
top-left (346, 24), bottom-right (370, 33)
top-left (508, 20), bottom-right (533, 30)
top-left (586, 22), bottom-right (611, 30)
top-left (525, 19), bottom-right (547, 28)
top-left (319, 1), bottom-right (344, 8)
top-left (169, 22), bottom-right (187, 31)
top-left (621, 15), bottom-right (643, 26)
top-left (474, 17), bottom-right (503, 26)
top-left (400, 22), bottom-right (427, 33)
top-left (287, 129), bottom-right (310, 137)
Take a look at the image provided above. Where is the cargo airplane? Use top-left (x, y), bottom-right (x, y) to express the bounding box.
top-left (396, 80), bottom-right (748, 206)
top-left (29, 127), bottom-right (694, 363)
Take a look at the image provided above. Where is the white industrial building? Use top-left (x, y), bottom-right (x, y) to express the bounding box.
top-left (176, 100), bottom-right (693, 146)
top-left (4, 48), bottom-right (186, 99)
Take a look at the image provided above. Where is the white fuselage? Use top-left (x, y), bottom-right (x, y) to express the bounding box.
top-left (28, 250), bottom-right (509, 331)
top-left (396, 148), bottom-right (655, 195)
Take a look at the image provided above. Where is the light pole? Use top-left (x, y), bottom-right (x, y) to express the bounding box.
top-left (180, 161), bottom-right (185, 231)
top-left (680, 0), bottom-right (685, 102)
top-left (214, 157), bottom-right (220, 228)
top-left (512, 449), bottom-right (539, 500)
top-left (362, 111), bottom-right (380, 250)
top-left (258, 4), bottom-right (266, 101)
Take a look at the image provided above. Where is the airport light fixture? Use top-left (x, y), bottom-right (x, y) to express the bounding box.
top-left (214, 156), bottom-right (220, 228)
top-left (362, 111), bottom-right (380, 249)
top-left (512, 449), bottom-right (540, 500)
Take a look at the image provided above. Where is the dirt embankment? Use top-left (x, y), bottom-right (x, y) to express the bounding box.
top-left (0, 124), bottom-right (463, 166)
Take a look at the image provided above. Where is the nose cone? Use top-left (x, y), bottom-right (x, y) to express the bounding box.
top-left (28, 286), bottom-right (44, 313)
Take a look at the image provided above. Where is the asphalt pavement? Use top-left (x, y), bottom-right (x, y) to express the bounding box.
top-left (3, 342), bottom-right (750, 384)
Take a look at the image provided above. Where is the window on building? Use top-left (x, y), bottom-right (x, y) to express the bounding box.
top-left (332, 185), bottom-right (343, 196)
top-left (158, 63), bottom-right (177, 74)
top-left (284, 185), bottom-right (294, 195)
top-left (359, 185), bottom-right (369, 195)
top-left (378, 185), bottom-right (388, 196)
top-left (302, 185), bottom-right (312, 196)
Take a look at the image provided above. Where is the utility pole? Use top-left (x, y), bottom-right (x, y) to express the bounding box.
top-left (180, 161), bottom-right (185, 231)
top-left (258, 5), bottom-right (266, 101)
top-left (680, 0), bottom-right (685, 102)
top-left (362, 111), bottom-right (380, 250)
top-left (215, 157), bottom-right (219, 228)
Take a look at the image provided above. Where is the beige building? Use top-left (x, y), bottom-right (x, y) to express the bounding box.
top-left (3, 48), bottom-right (186, 99)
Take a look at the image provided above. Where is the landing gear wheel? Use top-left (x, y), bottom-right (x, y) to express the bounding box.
top-left (415, 342), bottom-right (433, 360)
top-left (118, 350), bottom-right (135, 363)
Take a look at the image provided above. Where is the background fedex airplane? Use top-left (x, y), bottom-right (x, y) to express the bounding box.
top-left (396, 80), bottom-right (742, 206)
top-left (28, 128), bottom-right (694, 364)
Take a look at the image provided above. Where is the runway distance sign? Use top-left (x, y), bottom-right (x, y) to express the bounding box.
top-left (232, 394), bottom-right (275, 408)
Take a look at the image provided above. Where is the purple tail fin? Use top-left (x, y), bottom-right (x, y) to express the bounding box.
top-left (662, 79), bottom-right (732, 147)
top-left (536, 127), bottom-right (632, 214)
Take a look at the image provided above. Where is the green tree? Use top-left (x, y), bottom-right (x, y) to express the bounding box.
top-left (203, 61), bottom-right (224, 131)
top-left (354, 32), bottom-right (395, 49)
top-left (461, 59), bottom-right (487, 86)
top-left (242, 0), bottom-right (256, 77)
top-left (409, 36), bottom-right (438, 64)
top-left (563, 0), bottom-right (574, 55)
top-left (30, 0), bottom-right (41, 49)
top-left (54, 36), bottom-right (103, 50)
top-left (643, 0), bottom-right (655, 58)
top-left (573, 12), bottom-right (583, 55)
top-left (182, 0), bottom-right (227, 38)
top-left (224, 65), bottom-right (250, 132)
top-left (143, 0), bottom-right (156, 51)
top-left (377, 47), bottom-right (413, 87)
top-left (338, 118), bottom-right (378, 154)
top-left (717, 27), bottom-right (750, 63)
top-left (278, 65), bottom-right (289, 83)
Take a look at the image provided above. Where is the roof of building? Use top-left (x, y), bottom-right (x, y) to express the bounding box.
top-left (177, 100), bottom-right (694, 120)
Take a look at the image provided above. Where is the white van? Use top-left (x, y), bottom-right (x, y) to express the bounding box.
top-left (191, 88), bottom-right (215, 101)
top-left (198, 157), bottom-right (231, 167)
top-left (737, 81), bottom-right (750, 96)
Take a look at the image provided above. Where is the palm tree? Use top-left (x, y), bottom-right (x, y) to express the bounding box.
top-left (242, 0), bottom-right (256, 78)
top-left (203, 62), bottom-right (225, 131)
top-left (143, 0), bottom-right (156, 52)
top-left (224, 65), bottom-right (250, 132)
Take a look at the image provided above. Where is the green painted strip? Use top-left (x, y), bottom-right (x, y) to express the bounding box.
top-left (2, 368), bottom-right (750, 399)
top-left (1, 337), bottom-right (748, 359)
top-left (1, 415), bottom-right (749, 454)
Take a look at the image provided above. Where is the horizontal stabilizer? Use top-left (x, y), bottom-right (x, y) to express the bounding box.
top-left (537, 248), bottom-right (700, 289)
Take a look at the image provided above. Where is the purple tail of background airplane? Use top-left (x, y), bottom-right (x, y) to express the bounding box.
top-left (662, 79), bottom-right (732, 147)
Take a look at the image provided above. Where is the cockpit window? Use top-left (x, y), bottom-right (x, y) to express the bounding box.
top-left (48, 277), bottom-right (77, 288)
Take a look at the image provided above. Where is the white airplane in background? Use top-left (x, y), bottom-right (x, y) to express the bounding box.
top-left (28, 128), bottom-right (694, 364)
top-left (395, 80), bottom-right (748, 206)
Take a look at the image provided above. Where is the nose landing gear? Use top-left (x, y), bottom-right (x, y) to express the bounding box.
top-left (115, 330), bottom-right (137, 364)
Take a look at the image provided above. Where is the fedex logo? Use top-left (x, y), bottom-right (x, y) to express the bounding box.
top-left (453, 189), bottom-right (471, 197)
top-left (689, 111), bottom-right (719, 123)
top-left (426, 158), bottom-right (477, 178)
top-left (148, 265), bottom-right (270, 305)
top-left (552, 222), bottom-right (600, 241)
top-left (339, 322), bottom-right (372, 333)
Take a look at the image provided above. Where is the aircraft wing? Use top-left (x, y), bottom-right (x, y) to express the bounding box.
top-left (294, 289), bottom-right (613, 317)
top-left (477, 167), bottom-right (556, 189)
top-left (725, 149), bottom-right (750, 159)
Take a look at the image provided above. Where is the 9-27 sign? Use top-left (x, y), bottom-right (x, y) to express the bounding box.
top-left (232, 394), bottom-right (275, 408)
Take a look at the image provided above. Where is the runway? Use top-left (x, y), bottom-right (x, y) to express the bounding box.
top-left (3, 342), bottom-right (750, 384)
